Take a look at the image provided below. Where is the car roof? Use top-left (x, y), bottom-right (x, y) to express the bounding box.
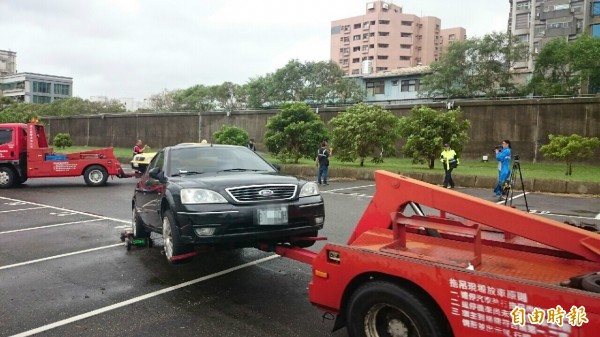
top-left (169, 143), bottom-right (243, 150)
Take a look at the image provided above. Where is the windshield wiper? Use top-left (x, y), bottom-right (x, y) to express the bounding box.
top-left (172, 170), bottom-right (204, 176)
top-left (218, 168), bottom-right (261, 172)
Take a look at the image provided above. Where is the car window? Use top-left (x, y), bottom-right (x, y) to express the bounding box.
top-left (168, 146), bottom-right (276, 175)
top-left (145, 151), bottom-right (164, 177)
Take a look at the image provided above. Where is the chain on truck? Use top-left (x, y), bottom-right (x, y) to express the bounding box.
top-left (256, 170), bottom-right (600, 337)
top-left (0, 121), bottom-right (137, 188)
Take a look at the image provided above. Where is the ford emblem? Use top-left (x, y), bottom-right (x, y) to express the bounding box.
top-left (258, 189), bottom-right (274, 197)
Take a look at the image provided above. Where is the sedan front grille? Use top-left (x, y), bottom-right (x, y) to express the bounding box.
top-left (226, 184), bottom-right (297, 203)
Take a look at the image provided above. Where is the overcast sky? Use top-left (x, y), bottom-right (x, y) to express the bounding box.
top-left (0, 0), bottom-right (509, 100)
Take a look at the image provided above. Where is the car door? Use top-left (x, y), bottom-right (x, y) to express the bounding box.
top-left (135, 150), bottom-right (165, 230)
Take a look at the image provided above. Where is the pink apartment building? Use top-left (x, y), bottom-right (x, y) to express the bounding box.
top-left (331, 1), bottom-right (466, 76)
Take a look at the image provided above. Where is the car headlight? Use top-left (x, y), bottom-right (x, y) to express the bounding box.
top-left (299, 182), bottom-right (320, 197)
top-left (180, 189), bottom-right (228, 204)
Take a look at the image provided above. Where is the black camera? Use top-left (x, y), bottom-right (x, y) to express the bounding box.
top-left (492, 145), bottom-right (502, 152)
top-left (514, 154), bottom-right (520, 161)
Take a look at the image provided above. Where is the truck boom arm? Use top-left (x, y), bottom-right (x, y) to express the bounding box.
top-left (349, 170), bottom-right (600, 263)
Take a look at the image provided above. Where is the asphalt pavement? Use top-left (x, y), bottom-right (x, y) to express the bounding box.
top-left (0, 176), bottom-right (598, 337)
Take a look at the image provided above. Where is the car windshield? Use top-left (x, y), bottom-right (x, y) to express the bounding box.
top-left (168, 146), bottom-right (276, 176)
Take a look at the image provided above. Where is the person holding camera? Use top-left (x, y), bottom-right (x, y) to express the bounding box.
top-left (493, 139), bottom-right (512, 200)
top-left (440, 143), bottom-right (459, 189)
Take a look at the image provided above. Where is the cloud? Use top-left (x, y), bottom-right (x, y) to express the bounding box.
top-left (0, 0), bottom-right (510, 99)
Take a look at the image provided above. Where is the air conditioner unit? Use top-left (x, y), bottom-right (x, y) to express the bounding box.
top-left (382, 3), bottom-right (389, 9)
top-left (570, 8), bottom-right (575, 13)
top-left (367, 2), bottom-right (374, 10)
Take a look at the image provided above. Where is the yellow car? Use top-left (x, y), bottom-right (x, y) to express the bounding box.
top-left (131, 152), bottom-right (156, 173)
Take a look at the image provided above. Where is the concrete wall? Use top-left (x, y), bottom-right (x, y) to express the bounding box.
top-left (43, 97), bottom-right (600, 163)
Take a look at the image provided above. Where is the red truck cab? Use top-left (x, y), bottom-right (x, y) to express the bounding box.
top-left (0, 122), bottom-right (129, 188)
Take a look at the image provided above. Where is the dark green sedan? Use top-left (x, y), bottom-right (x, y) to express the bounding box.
top-left (132, 143), bottom-right (325, 263)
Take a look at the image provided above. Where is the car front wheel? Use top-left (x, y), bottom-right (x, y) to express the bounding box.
top-left (162, 209), bottom-right (194, 263)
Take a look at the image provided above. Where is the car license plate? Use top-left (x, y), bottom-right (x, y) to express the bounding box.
top-left (257, 206), bottom-right (288, 225)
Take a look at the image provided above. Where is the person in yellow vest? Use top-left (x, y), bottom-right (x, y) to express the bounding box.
top-left (440, 143), bottom-right (459, 189)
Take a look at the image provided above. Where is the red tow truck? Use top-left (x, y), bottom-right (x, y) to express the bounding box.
top-left (0, 121), bottom-right (133, 188)
top-left (262, 170), bottom-right (600, 337)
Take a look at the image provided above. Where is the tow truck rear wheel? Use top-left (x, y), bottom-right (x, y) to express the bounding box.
top-left (0, 166), bottom-right (17, 188)
top-left (346, 281), bottom-right (451, 337)
top-left (162, 209), bottom-right (194, 264)
top-left (83, 165), bottom-right (109, 186)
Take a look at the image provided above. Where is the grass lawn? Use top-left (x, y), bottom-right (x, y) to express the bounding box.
top-left (59, 146), bottom-right (599, 183)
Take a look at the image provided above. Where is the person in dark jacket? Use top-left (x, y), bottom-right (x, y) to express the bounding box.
top-left (246, 138), bottom-right (256, 152)
top-left (316, 141), bottom-right (331, 185)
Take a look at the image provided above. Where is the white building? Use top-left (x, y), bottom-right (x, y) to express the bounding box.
top-left (0, 72), bottom-right (73, 103)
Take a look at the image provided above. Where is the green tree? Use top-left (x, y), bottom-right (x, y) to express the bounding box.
top-left (527, 38), bottom-right (579, 96)
top-left (52, 133), bottom-right (73, 149)
top-left (0, 102), bottom-right (41, 123)
top-left (213, 125), bottom-right (249, 146)
top-left (243, 60), bottom-right (364, 109)
top-left (420, 32), bottom-right (528, 98)
top-left (264, 102), bottom-right (328, 163)
top-left (539, 134), bottom-right (600, 175)
top-left (398, 106), bottom-right (471, 169)
top-left (148, 89), bottom-right (180, 111)
top-left (329, 103), bottom-right (400, 166)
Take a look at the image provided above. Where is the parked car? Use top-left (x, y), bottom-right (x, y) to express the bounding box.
top-left (131, 143), bottom-right (325, 263)
top-left (131, 152), bottom-right (156, 173)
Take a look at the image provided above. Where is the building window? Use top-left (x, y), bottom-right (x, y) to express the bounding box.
top-left (594, 1), bottom-right (600, 16)
top-left (379, 20), bottom-right (390, 24)
top-left (362, 45), bottom-right (369, 51)
top-left (352, 58), bottom-right (360, 63)
top-left (516, 1), bottom-right (530, 10)
top-left (547, 22), bottom-right (571, 29)
top-left (592, 24), bottom-right (600, 37)
top-left (375, 67), bottom-right (388, 72)
top-left (378, 32), bottom-right (389, 36)
top-left (391, 80), bottom-right (399, 86)
top-left (534, 26), bottom-right (545, 37)
top-left (32, 95), bottom-right (52, 103)
top-left (351, 69), bottom-right (360, 74)
top-left (366, 81), bottom-right (385, 95)
top-left (515, 13), bottom-right (529, 30)
top-left (32, 81), bottom-right (51, 93)
top-left (354, 23), bottom-right (361, 29)
top-left (377, 55), bottom-right (388, 60)
top-left (401, 21), bottom-right (412, 26)
top-left (353, 46), bottom-right (360, 52)
top-left (400, 56), bottom-right (411, 61)
top-left (400, 44), bottom-right (411, 49)
top-left (544, 4), bottom-right (569, 11)
top-left (378, 43), bottom-right (389, 48)
top-left (401, 79), bottom-right (419, 92)
top-left (363, 33), bottom-right (370, 39)
top-left (517, 34), bottom-right (529, 43)
top-left (449, 34), bottom-right (456, 41)
top-left (54, 84), bottom-right (70, 95)
top-left (401, 32), bottom-right (412, 37)
top-left (353, 35), bottom-right (361, 41)
top-left (341, 36), bottom-right (350, 43)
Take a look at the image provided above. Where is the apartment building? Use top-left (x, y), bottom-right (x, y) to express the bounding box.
top-left (0, 50), bottom-right (73, 103)
top-left (0, 50), bottom-right (17, 76)
top-left (509, 0), bottom-right (600, 72)
top-left (330, 1), bottom-right (466, 76)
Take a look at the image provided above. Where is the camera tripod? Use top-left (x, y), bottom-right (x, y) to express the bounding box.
top-left (501, 156), bottom-right (530, 212)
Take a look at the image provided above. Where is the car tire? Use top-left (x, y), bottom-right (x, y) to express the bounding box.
top-left (83, 165), bottom-right (109, 186)
top-left (0, 166), bottom-right (17, 188)
top-left (162, 209), bottom-right (194, 264)
top-left (132, 207), bottom-right (150, 239)
top-left (346, 281), bottom-right (451, 337)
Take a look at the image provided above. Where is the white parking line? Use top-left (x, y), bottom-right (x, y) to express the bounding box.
top-left (0, 219), bottom-right (104, 235)
top-left (325, 184), bottom-right (375, 193)
top-left (0, 206), bottom-right (49, 213)
top-left (0, 196), bottom-right (129, 224)
top-left (0, 243), bottom-right (123, 270)
top-left (10, 254), bottom-right (279, 337)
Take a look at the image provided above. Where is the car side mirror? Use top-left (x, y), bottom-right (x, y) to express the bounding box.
top-left (149, 167), bottom-right (167, 182)
top-left (271, 163), bottom-right (281, 172)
